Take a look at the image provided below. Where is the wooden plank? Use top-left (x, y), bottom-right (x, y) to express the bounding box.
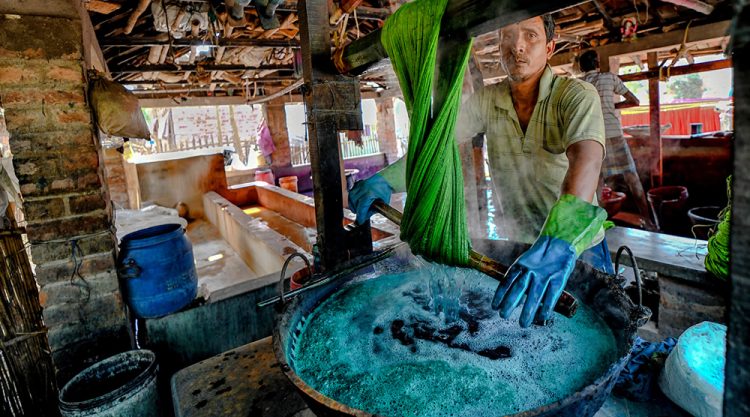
top-left (619, 58), bottom-right (732, 82)
top-left (647, 52), bottom-right (662, 188)
top-left (85, 0), bottom-right (121, 14)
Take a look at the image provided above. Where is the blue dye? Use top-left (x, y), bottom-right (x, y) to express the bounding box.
top-left (293, 263), bottom-right (618, 416)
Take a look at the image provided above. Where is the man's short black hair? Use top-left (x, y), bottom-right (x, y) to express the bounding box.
top-left (579, 50), bottom-right (599, 72)
top-left (542, 14), bottom-right (555, 43)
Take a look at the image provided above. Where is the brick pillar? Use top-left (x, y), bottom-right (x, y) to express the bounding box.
top-left (375, 97), bottom-right (399, 164)
top-left (265, 100), bottom-right (292, 168)
top-left (0, 7), bottom-right (129, 383)
top-left (102, 148), bottom-right (130, 209)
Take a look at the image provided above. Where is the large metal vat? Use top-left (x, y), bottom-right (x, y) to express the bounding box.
top-left (273, 240), bottom-right (640, 417)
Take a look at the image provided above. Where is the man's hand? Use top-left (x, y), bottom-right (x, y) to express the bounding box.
top-left (492, 235), bottom-right (577, 327)
top-left (348, 174), bottom-right (393, 225)
top-left (491, 194), bottom-right (607, 327)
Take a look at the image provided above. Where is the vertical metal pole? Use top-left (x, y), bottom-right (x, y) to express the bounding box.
top-left (725, 5), bottom-right (750, 416)
top-left (647, 52), bottom-right (662, 187)
top-left (298, 0), bottom-right (370, 272)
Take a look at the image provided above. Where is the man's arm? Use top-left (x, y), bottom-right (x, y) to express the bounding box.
top-left (561, 140), bottom-right (604, 203)
top-left (613, 74), bottom-right (639, 109)
top-left (615, 91), bottom-right (640, 109)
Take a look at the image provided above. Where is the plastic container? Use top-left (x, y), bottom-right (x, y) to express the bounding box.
top-left (255, 168), bottom-right (275, 185)
top-left (688, 206), bottom-right (722, 239)
top-left (600, 186), bottom-right (627, 218)
top-left (279, 176), bottom-right (299, 193)
top-left (659, 322), bottom-right (725, 417)
top-left (647, 186), bottom-right (688, 234)
top-left (59, 350), bottom-right (159, 417)
top-left (117, 223), bottom-right (198, 318)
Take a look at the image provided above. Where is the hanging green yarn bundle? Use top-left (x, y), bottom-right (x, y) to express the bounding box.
top-left (380, 0), bottom-right (473, 266)
top-left (705, 176), bottom-right (731, 279)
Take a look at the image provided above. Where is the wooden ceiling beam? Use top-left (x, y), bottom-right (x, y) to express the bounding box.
top-left (549, 20), bottom-right (732, 68)
top-left (120, 76), bottom-right (297, 85)
top-left (109, 64), bottom-right (294, 73)
top-left (100, 37), bottom-right (300, 48)
top-left (618, 58), bottom-right (732, 82)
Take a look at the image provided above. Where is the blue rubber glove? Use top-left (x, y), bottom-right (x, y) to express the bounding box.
top-left (348, 174), bottom-right (393, 225)
top-left (492, 194), bottom-right (607, 327)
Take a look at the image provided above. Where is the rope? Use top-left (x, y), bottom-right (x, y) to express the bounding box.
top-left (705, 176), bottom-right (731, 279)
top-left (381, 0), bottom-right (473, 265)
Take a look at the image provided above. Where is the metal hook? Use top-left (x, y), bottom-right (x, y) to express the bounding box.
top-left (615, 245), bottom-right (652, 326)
top-left (278, 252), bottom-right (312, 305)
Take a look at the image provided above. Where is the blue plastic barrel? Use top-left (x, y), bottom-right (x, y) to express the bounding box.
top-left (117, 223), bottom-right (198, 318)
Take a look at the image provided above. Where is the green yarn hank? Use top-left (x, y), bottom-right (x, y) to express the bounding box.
top-left (380, 0), bottom-right (473, 266)
top-left (705, 176), bottom-right (731, 280)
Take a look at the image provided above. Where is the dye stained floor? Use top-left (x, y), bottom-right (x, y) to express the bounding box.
top-left (172, 337), bottom-right (691, 417)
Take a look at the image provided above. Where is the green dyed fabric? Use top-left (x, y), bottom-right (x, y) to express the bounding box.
top-left (381, 0), bottom-right (473, 265)
top-left (705, 176), bottom-right (731, 279)
top-left (540, 194), bottom-right (607, 256)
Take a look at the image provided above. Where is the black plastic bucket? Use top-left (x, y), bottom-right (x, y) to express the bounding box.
top-left (58, 350), bottom-right (159, 417)
top-left (647, 186), bottom-right (689, 234)
top-left (687, 206), bottom-right (722, 239)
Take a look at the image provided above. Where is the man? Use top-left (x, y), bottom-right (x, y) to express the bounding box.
top-left (349, 15), bottom-right (612, 328)
top-left (579, 50), bottom-right (655, 230)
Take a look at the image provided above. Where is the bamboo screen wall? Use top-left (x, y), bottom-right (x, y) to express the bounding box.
top-left (1, 229), bottom-right (58, 416)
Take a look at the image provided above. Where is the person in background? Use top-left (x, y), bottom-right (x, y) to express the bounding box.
top-left (351, 15), bottom-right (613, 328)
top-left (579, 50), bottom-right (656, 230)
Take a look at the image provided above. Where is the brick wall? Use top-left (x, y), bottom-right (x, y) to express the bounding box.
top-left (375, 97), bottom-right (399, 164)
top-left (0, 12), bottom-right (129, 383)
top-left (102, 148), bottom-right (130, 209)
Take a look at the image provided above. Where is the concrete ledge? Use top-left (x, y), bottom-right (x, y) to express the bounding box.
top-left (202, 191), bottom-right (309, 300)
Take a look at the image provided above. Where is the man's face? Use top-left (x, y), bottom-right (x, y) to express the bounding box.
top-left (499, 17), bottom-right (555, 83)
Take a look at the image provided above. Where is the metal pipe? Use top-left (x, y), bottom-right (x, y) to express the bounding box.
top-left (278, 252), bottom-right (312, 305)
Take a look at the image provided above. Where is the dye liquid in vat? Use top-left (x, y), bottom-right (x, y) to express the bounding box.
top-left (293, 262), bottom-right (618, 417)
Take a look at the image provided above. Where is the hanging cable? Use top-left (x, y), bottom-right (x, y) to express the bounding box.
top-left (633, 0), bottom-right (650, 25)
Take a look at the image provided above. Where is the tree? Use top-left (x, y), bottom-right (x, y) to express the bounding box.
top-left (667, 74), bottom-right (706, 100)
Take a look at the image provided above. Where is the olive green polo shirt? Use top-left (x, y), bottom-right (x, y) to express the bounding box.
top-left (456, 66), bottom-right (606, 245)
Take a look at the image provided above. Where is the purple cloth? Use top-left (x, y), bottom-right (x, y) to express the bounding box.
top-left (258, 121), bottom-right (275, 157)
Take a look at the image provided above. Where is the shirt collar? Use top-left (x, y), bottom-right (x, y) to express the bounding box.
top-left (496, 65), bottom-right (555, 110)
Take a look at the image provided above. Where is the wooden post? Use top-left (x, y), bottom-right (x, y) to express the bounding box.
top-left (298, 0), bottom-right (371, 272)
top-left (725, 6), bottom-right (750, 417)
top-left (647, 52), bottom-right (662, 187)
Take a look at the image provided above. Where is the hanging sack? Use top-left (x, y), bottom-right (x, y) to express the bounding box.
top-left (89, 72), bottom-right (150, 139)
